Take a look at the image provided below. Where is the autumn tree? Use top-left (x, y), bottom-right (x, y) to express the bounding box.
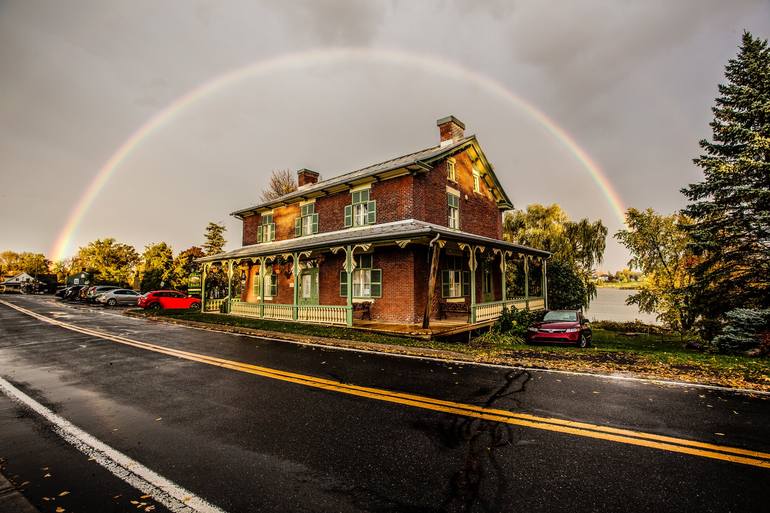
top-left (72, 238), bottom-right (140, 286)
top-left (681, 32), bottom-right (770, 320)
top-left (139, 242), bottom-right (174, 292)
top-left (0, 251), bottom-right (50, 276)
top-left (203, 222), bottom-right (227, 256)
top-left (172, 246), bottom-right (205, 290)
top-left (503, 204), bottom-right (607, 307)
top-left (615, 208), bottom-right (698, 336)
top-left (260, 169), bottom-right (297, 202)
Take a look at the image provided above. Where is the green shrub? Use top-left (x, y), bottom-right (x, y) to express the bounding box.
top-left (492, 306), bottom-right (537, 336)
top-left (712, 309), bottom-right (770, 355)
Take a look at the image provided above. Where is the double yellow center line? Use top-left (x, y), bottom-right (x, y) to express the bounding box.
top-left (3, 300), bottom-right (770, 469)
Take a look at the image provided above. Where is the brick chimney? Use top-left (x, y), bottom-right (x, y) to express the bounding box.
top-left (437, 115), bottom-right (465, 144)
top-left (297, 168), bottom-right (320, 187)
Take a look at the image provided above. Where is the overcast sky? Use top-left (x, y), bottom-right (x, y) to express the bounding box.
top-left (1, 0), bottom-right (768, 270)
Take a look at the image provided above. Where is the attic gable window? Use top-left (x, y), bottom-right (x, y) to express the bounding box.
top-left (447, 158), bottom-right (456, 182)
top-left (295, 203), bottom-right (319, 237)
top-left (257, 214), bottom-right (275, 243)
top-left (344, 188), bottom-right (376, 228)
top-left (472, 169), bottom-right (481, 193)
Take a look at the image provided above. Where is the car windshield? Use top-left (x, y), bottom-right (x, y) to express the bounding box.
top-left (543, 311), bottom-right (578, 322)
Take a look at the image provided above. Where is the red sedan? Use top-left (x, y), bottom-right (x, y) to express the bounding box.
top-left (138, 290), bottom-right (201, 311)
top-left (526, 310), bottom-right (592, 348)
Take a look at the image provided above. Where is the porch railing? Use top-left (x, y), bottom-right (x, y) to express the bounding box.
top-left (297, 305), bottom-right (349, 325)
top-left (225, 300), bottom-right (349, 326)
top-left (204, 298), bottom-right (227, 313)
top-left (472, 297), bottom-right (546, 323)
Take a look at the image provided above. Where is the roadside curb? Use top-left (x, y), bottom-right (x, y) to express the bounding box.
top-left (122, 310), bottom-right (770, 396)
top-left (0, 472), bottom-right (40, 513)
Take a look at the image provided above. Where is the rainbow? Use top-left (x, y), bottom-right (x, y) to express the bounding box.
top-left (50, 47), bottom-right (626, 261)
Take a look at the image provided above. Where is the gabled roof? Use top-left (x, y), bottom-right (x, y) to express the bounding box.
top-left (231, 135), bottom-right (513, 218)
top-left (197, 219), bottom-right (550, 263)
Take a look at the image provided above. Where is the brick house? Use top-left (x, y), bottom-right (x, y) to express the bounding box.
top-left (197, 116), bottom-right (549, 332)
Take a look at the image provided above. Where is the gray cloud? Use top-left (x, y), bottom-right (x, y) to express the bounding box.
top-left (0, 0), bottom-right (768, 271)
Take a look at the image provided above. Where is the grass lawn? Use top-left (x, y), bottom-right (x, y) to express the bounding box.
top-left (144, 310), bottom-right (770, 391)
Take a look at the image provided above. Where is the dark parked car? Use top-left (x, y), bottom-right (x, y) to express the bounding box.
top-left (138, 290), bottom-right (201, 310)
top-left (526, 310), bottom-right (592, 348)
top-left (62, 285), bottom-right (84, 301)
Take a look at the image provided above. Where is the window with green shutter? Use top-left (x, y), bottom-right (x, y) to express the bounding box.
top-left (344, 188), bottom-right (376, 228)
top-left (296, 203), bottom-right (318, 237)
top-left (257, 214), bottom-right (275, 243)
top-left (339, 253), bottom-right (381, 298)
top-left (442, 255), bottom-right (469, 298)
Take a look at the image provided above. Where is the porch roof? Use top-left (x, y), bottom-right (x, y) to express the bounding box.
top-left (197, 219), bottom-right (550, 263)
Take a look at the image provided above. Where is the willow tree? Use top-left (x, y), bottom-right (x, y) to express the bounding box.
top-left (503, 204), bottom-right (607, 308)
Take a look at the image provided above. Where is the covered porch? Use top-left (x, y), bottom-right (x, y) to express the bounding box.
top-left (196, 221), bottom-right (549, 337)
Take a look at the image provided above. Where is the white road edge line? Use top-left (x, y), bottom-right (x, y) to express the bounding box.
top-left (4, 297), bottom-right (770, 397)
top-left (0, 376), bottom-right (228, 513)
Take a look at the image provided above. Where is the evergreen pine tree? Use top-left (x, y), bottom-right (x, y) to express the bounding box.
top-left (203, 222), bottom-right (227, 256)
top-left (681, 31), bottom-right (770, 319)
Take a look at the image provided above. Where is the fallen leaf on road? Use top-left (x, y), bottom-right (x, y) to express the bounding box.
top-left (155, 417), bottom-right (162, 421)
top-left (715, 432), bottom-right (725, 436)
top-left (113, 495), bottom-right (122, 499)
top-left (59, 491), bottom-right (70, 497)
top-left (145, 506), bottom-right (155, 512)
top-left (55, 508), bottom-right (65, 513)
top-left (140, 495), bottom-right (151, 499)
top-left (43, 473), bottom-right (51, 478)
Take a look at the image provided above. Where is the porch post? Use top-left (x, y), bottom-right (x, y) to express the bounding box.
top-left (422, 238), bottom-right (441, 329)
top-left (258, 257), bottom-right (266, 318)
top-left (226, 260), bottom-right (233, 313)
top-left (524, 255), bottom-right (530, 310)
top-left (345, 245), bottom-right (353, 327)
top-left (542, 257), bottom-right (548, 310)
top-left (469, 248), bottom-right (477, 323)
top-left (292, 253), bottom-right (299, 321)
top-left (501, 252), bottom-right (507, 303)
top-left (200, 263), bottom-right (207, 312)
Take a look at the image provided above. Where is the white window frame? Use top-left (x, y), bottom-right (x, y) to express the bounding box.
top-left (448, 191), bottom-right (460, 230)
top-left (472, 169), bottom-right (481, 193)
top-left (447, 158), bottom-right (456, 182)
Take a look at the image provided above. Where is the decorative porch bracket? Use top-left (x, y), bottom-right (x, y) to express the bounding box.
top-left (459, 243), bottom-right (485, 323)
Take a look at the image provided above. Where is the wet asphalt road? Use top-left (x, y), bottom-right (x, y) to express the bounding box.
top-left (0, 295), bottom-right (768, 513)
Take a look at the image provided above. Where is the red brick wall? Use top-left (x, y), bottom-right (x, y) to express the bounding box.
top-left (371, 176), bottom-right (414, 223)
top-left (242, 214), bottom-right (261, 246)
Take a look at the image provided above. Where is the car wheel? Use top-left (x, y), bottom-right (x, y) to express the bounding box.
top-left (107, 298), bottom-right (117, 307)
top-left (189, 302), bottom-right (201, 311)
top-left (149, 302), bottom-right (161, 311)
top-left (578, 334), bottom-right (588, 348)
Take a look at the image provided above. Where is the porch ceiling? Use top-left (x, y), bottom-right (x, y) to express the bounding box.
top-left (197, 219), bottom-right (551, 263)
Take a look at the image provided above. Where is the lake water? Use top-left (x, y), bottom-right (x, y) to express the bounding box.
top-left (583, 288), bottom-right (659, 324)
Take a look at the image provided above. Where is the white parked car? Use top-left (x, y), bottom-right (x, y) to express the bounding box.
top-left (96, 289), bottom-right (142, 307)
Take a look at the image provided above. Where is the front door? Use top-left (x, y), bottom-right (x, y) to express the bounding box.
top-left (299, 269), bottom-right (319, 305)
top-left (482, 263), bottom-right (494, 303)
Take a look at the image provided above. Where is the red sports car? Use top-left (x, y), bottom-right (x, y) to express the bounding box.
top-left (138, 290), bottom-right (201, 311)
top-left (526, 310), bottom-right (592, 348)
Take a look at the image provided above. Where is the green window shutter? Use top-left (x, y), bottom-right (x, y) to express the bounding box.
top-left (295, 217), bottom-right (302, 237)
top-left (441, 270), bottom-right (450, 298)
top-left (351, 191), bottom-right (360, 204)
top-left (270, 278), bottom-right (278, 297)
top-left (367, 200), bottom-right (376, 225)
top-left (371, 269), bottom-right (382, 298)
top-left (257, 225), bottom-right (263, 243)
top-left (253, 275), bottom-right (260, 297)
top-left (311, 213), bottom-right (319, 234)
top-left (344, 205), bottom-right (352, 228)
top-left (463, 271), bottom-right (471, 296)
top-left (269, 223), bottom-right (275, 241)
top-left (339, 270), bottom-right (348, 297)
